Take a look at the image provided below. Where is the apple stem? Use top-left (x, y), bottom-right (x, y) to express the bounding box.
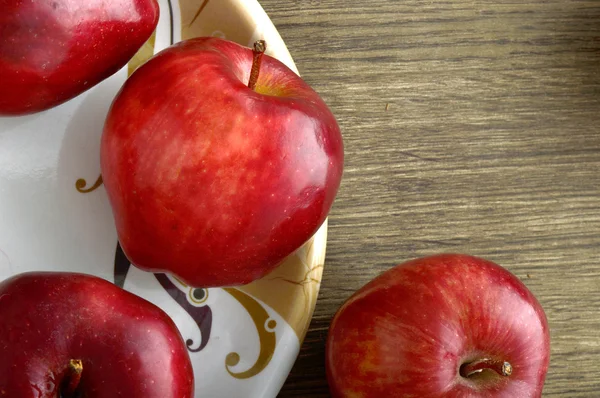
top-left (460, 358), bottom-right (512, 378)
top-left (62, 359), bottom-right (83, 398)
top-left (248, 40), bottom-right (266, 91)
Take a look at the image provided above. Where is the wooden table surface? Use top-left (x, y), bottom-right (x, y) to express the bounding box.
top-left (257, 0), bottom-right (600, 396)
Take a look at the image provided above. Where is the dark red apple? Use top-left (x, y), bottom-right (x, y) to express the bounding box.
top-left (0, 0), bottom-right (159, 116)
top-left (326, 254), bottom-right (550, 397)
top-left (100, 37), bottom-right (344, 287)
top-left (0, 272), bottom-right (194, 397)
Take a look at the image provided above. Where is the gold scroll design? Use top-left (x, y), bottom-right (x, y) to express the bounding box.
top-left (75, 30), bottom-right (156, 194)
top-left (222, 287), bottom-right (277, 379)
top-left (237, 223), bottom-right (327, 342)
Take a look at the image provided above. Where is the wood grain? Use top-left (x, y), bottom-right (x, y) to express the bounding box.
top-left (257, 0), bottom-right (600, 396)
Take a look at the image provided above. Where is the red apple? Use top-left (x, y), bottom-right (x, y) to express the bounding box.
top-left (0, 272), bottom-right (194, 397)
top-left (0, 0), bottom-right (159, 116)
top-left (326, 254), bottom-right (550, 397)
top-left (100, 37), bottom-right (344, 287)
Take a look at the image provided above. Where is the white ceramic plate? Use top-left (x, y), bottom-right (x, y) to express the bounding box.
top-left (0, 1), bottom-right (327, 397)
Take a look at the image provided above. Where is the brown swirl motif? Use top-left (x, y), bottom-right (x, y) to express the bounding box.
top-left (223, 288), bottom-right (277, 379)
top-left (75, 175), bottom-right (103, 193)
top-left (113, 243), bottom-right (213, 354)
top-left (154, 274), bottom-right (212, 352)
top-left (113, 243), bottom-right (278, 379)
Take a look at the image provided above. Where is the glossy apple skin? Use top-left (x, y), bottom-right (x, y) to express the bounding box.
top-left (326, 254), bottom-right (550, 398)
top-left (0, 272), bottom-right (194, 397)
top-left (0, 0), bottom-right (159, 116)
top-left (101, 37), bottom-right (344, 287)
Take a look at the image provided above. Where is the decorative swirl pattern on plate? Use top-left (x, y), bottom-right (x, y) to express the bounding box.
top-left (113, 243), bottom-right (213, 353)
top-left (223, 287), bottom-right (277, 379)
top-left (113, 239), bottom-right (277, 378)
top-left (75, 175), bottom-right (103, 193)
top-left (154, 273), bottom-right (213, 352)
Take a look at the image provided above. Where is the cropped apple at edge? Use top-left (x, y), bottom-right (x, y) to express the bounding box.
top-left (326, 254), bottom-right (551, 398)
top-left (0, 271), bottom-right (194, 398)
top-left (101, 37), bottom-right (344, 288)
top-left (0, 0), bottom-right (159, 116)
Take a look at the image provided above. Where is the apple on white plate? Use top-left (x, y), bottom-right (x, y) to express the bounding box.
top-left (101, 37), bottom-right (344, 287)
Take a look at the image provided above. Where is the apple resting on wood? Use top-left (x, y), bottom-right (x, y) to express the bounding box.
top-left (0, 272), bottom-right (194, 398)
top-left (326, 254), bottom-right (550, 398)
top-left (101, 37), bottom-right (344, 287)
top-left (0, 0), bottom-right (159, 116)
